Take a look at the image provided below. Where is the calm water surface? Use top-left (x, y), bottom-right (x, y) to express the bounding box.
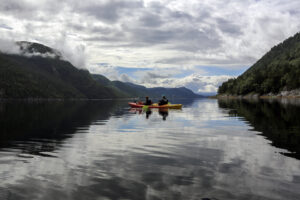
top-left (0, 99), bottom-right (300, 200)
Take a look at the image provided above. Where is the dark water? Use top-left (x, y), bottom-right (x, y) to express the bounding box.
top-left (0, 99), bottom-right (300, 200)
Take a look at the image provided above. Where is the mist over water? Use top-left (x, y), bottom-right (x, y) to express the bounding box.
top-left (0, 99), bottom-right (300, 200)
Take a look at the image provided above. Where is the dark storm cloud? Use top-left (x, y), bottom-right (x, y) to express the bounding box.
top-left (55, 0), bottom-right (223, 52)
top-left (170, 28), bottom-right (221, 52)
top-left (115, 24), bottom-right (221, 51)
top-left (128, 27), bottom-right (174, 44)
top-left (0, 0), bottom-right (31, 13)
top-left (0, 24), bottom-right (13, 30)
top-left (140, 71), bottom-right (172, 85)
top-left (156, 56), bottom-right (195, 65)
top-left (139, 13), bottom-right (164, 27)
top-left (0, 0), bottom-right (35, 19)
top-left (67, 0), bottom-right (222, 53)
top-left (145, 72), bottom-right (170, 79)
top-left (0, 0), bottom-right (66, 20)
top-left (74, 0), bottom-right (144, 23)
top-left (146, 1), bottom-right (165, 13)
top-left (84, 35), bottom-right (125, 43)
top-left (169, 11), bottom-right (194, 20)
top-left (67, 23), bottom-right (115, 35)
top-left (3, 0), bottom-right (216, 53)
top-left (217, 18), bottom-right (243, 36)
top-left (157, 54), bottom-right (257, 66)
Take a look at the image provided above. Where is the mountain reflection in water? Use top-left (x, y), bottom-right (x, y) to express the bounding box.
top-left (0, 99), bottom-right (299, 200)
top-left (218, 98), bottom-right (300, 159)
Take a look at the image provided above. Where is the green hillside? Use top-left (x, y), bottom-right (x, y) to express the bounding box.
top-left (0, 53), bottom-right (123, 99)
top-left (218, 32), bottom-right (300, 95)
top-left (0, 42), bottom-right (201, 99)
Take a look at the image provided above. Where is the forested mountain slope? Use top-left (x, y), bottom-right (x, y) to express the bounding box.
top-left (0, 42), bottom-right (201, 99)
top-left (218, 32), bottom-right (300, 95)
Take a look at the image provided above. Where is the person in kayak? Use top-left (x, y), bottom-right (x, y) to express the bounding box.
top-left (144, 96), bottom-right (152, 105)
top-left (158, 96), bottom-right (168, 106)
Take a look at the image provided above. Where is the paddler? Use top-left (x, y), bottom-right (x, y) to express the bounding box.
top-left (144, 96), bottom-right (152, 105)
top-left (158, 96), bottom-right (168, 106)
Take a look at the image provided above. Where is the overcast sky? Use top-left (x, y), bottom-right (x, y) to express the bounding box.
top-left (0, 0), bottom-right (300, 94)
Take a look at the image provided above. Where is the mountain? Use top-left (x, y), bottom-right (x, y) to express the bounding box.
top-left (218, 32), bottom-right (300, 96)
top-left (0, 42), bottom-right (124, 99)
top-left (91, 75), bottom-right (202, 98)
top-left (17, 41), bottom-right (62, 58)
top-left (147, 87), bottom-right (199, 98)
top-left (0, 41), bottom-right (201, 99)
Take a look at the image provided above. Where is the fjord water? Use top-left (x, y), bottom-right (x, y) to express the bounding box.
top-left (0, 99), bottom-right (300, 200)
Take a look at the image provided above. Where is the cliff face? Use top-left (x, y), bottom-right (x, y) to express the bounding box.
top-left (218, 32), bottom-right (300, 96)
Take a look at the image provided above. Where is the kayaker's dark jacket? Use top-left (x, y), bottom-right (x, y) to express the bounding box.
top-left (158, 97), bottom-right (168, 105)
top-left (144, 98), bottom-right (152, 105)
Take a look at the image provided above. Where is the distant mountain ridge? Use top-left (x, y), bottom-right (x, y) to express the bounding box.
top-left (92, 75), bottom-right (201, 98)
top-left (218, 32), bottom-right (300, 96)
top-left (0, 41), bottom-right (201, 99)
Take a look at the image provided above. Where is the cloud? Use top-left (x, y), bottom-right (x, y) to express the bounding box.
top-left (90, 65), bottom-right (234, 94)
top-left (0, 39), bottom-right (20, 54)
top-left (0, 24), bottom-right (13, 30)
top-left (0, 0), bottom-right (300, 91)
top-left (141, 71), bottom-right (171, 82)
top-left (119, 73), bottom-right (135, 83)
top-left (74, 0), bottom-right (143, 23)
top-left (139, 73), bottom-right (234, 94)
top-left (52, 35), bottom-right (87, 68)
top-left (139, 12), bottom-right (164, 28)
top-left (0, 0), bottom-right (67, 21)
top-left (88, 63), bottom-right (121, 81)
top-left (216, 18), bottom-right (242, 36)
top-left (0, 37), bottom-right (87, 69)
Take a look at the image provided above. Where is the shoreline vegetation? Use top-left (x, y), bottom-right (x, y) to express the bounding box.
top-left (217, 32), bottom-right (300, 97)
top-left (211, 89), bottom-right (300, 100)
top-left (217, 89), bottom-right (300, 99)
top-left (213, 92), bottom-right (300, 107)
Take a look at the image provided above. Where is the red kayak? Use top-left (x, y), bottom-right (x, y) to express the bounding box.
top-left (128, 102), bottom-right (182, 109)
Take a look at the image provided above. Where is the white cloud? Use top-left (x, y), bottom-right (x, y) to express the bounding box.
top-left (52, 35), bottom-right (87, 69)
top-left (0, 0), bottom-right (299, 92)
top-left (0, 39), bottom-right (20, 54)
top-left (120, 73), bottom-right (135, 83)
top-left (88, 63), bottom-right (120, 80)
top-left (136, 73), bottom-right (234, 94)
top-left (1, 0), bottom-right (299, 69)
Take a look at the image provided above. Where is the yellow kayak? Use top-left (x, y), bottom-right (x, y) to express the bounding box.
top-left (129, 102), bottom-right (182, 109)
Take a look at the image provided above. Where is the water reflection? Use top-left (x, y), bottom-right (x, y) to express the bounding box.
top-left (0, 100), bottom-right (128, 153)
top-left (129, 108), bottom-right (169, 120)
top-left (146, 109), bottom-right (152, 119)
top-left (0, 98), bottom-right (300, 200)
top-left (158, 109), bottom-right (169, 121)
top-left (218, 98), bottom-right (300, 159)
